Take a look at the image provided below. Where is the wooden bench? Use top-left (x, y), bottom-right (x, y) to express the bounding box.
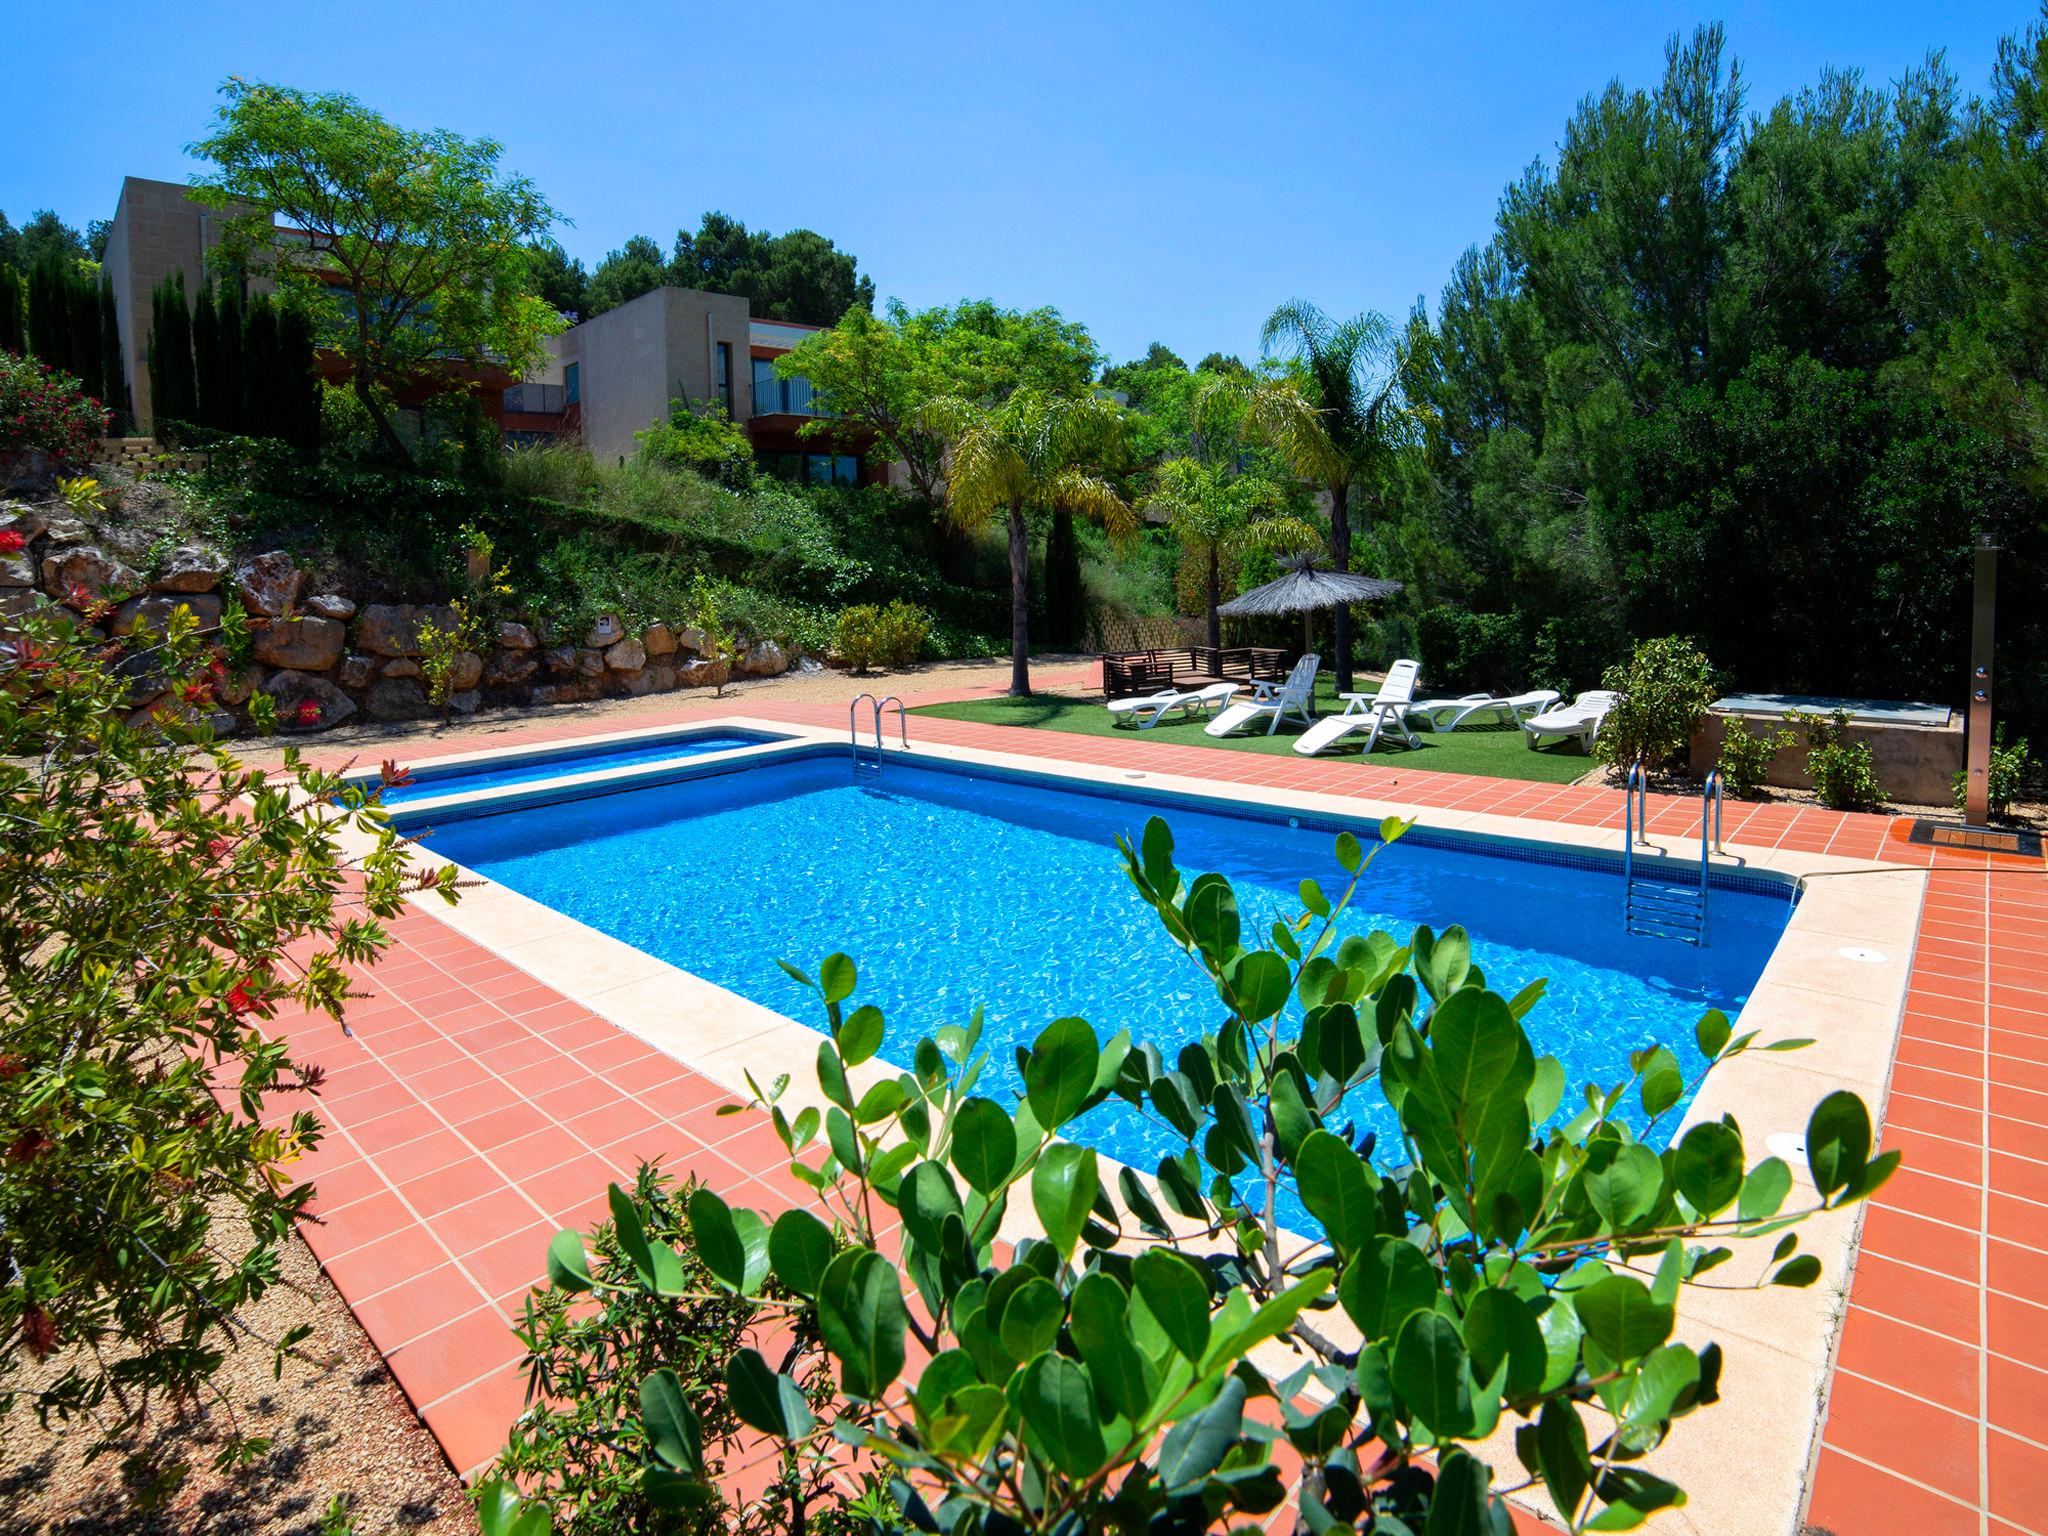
top-left (1101, 646), bottom-right (1290, 700)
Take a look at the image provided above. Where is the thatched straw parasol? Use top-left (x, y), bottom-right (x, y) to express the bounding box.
top-left (1217, 556), bottom-right (1404, 659)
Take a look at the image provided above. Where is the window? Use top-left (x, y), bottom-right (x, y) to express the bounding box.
top-left (563, 362), bottom-right (579, 405)
top-left (752, 356), bottom-right (779, 412)
top-left (715, 342), bottom-right (732, 417)
top-left (762, 452), bottom-right (861, 487)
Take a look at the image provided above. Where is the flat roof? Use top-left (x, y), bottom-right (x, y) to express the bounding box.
top-left (1712, 693), bottom-right (1953, 728)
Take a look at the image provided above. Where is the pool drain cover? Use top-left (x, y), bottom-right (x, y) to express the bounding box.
top-left (1905, 819), bottom-right (2040, 857)
top-left (1838, 946), bottom-right (1887, 964)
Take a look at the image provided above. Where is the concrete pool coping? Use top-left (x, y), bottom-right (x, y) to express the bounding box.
top-left (344, 712), bottom-right (1930, 1536)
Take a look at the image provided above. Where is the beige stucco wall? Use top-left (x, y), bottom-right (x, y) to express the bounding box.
top-left (103, 176), bottom-right (264, 429)
top-left (1690, 708), bottom-right (1965, 807)
top-left (541, 286), bottom-right (753, 464)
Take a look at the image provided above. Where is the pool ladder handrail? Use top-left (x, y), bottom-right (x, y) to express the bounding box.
top-left (849, 693), bottom-right (908, 772)
top-left (1622, 759), bottom-right (1720, 945)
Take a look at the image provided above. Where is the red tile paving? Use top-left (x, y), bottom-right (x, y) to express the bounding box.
top-left (255, 676), bottom-right (2044, 1525)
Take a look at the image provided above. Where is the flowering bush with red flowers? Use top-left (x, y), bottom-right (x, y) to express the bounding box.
top-left (0, 607), bottom-right (458, 1474)
top-left (0, 349), bottom-right (109, 464)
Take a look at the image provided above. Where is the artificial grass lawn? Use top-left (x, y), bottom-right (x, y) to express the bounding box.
top-left (910, 678), bottom-right (1596, 786)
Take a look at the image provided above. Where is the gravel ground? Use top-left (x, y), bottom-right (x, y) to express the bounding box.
top-left (0, 1214), bottom-right (482, 1536)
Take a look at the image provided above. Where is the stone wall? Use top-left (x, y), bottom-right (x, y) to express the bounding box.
top-left (0, 494), bottom-right (794, 735)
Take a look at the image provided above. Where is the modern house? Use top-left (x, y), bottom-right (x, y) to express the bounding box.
top-left (513, 286), bottom-right (879, 485)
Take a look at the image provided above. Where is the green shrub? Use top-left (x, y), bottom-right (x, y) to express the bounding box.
top-left (0, 611), bottom-right (442, 1473)
top-left (1953, 724), bottom-right (2034, 815)
top-left (488, 1165), bottom-right (844, 1535)
top-left (1597, 635), bottom-right (1719, 771)
top-left (1416, 603), bottom-right (1523, 691)
top-left (1718, 717), bottom-right (1793, 799)
top-left (876, 599), bottom-right (931, 666)
top-left (636, 398), bottom-right (754, 486)
top-left (835, 603), bottom-right (883, 672)
top-left (0, 349), bottom-right (108, 463)
top-left (1793, 709), bottom-right (1886, 809)
top-left (488, 815), bottom-right (1893, 1536)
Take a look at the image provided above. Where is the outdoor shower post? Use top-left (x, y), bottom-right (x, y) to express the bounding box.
top-left (1964, 535), bottom-right (2000, 827)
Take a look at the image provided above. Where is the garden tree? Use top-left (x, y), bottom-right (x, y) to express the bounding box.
top-left (584, 234), bottom-right (668, 318)
top-left (669, 211), bottom-right (875, 326)
top-left (96, 277), bottom-right (126, 423)
top-left (777, 300), bottom-right (1103, 510)
top-left (0, 266), bottom-right (22, 355)
top-left (192, 275), bottom-right (221, 429)
top-left (1895, 7), bottom-right (2048, 494)
top-left (1143, 455), bottom-right (1316, 650)
top-left (482, 814), bottom-right (1895, 1536)
top-left (1042, 507), bottom-right (1085, 648)
top-left (0, 609), bottom-right (448, 1473)
top-left (1100, 341), bottom-right (1190, 409)
top-left (926, 387), bottom-right (1132, 695)
top-left (189, 78), bottom-right (564, 464)
top-left (1242, 300), bottom-right (1414, 693)
top-left (0, 210), bottom-right (91, 276)
top-left (526, 237), bottom-right (590, 318)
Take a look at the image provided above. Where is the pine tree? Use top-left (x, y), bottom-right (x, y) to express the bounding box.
top-left (215, 280), bottom-right (244, 435)
top-left (0, 265), bottom-right (24, 354)
top-left (98, 278), bottom-right (129, 429)
top-left (1043, 506), bottom-right (1085, 648)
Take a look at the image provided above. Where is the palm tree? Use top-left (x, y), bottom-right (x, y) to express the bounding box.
top-left (1141, 457), bottom-right (1319, 650)
top-left (929, 388), bottom-right (1133, 696)
top-left (1243, 301), bottom-right (1411, 693)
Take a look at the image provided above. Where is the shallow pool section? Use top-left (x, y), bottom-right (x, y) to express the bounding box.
top-left (363, 727), bottom-right (788, 806)
top-left (417, 752), bottom-right (1793, 1212)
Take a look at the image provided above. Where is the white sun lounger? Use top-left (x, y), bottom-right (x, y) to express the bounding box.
top-left (1292, 659), bottom-right (1424, 757)
top-left (1205, 654), bottom-right (1321, 737)
top-left (1106, 681), bottom-right (1240, 729)
top-left (1521, 690), bottom-right (1619, 752)
top-left (1411, 689), bottom-right (1562, 731)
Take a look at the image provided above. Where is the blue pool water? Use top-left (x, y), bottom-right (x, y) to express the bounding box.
top-left (418, 752), bottom-right (1792, 1215)
top-left (369, 729), bottom-right (783, 805)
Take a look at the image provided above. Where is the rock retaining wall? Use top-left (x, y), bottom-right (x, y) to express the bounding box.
top-left (0, 495), bottom-right (792, 734)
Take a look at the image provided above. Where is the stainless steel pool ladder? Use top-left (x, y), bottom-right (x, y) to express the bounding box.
top-left (1623, 762), bottom-right (1722, 944)
top-left (849, 693), bottom-right (907, 773)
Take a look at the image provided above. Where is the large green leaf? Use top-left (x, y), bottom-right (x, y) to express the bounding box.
top-left (686, 1188), bottom-right (747, 1293)
top-left (640, 1367), bottom-right (703, 1473)
top-left (836, 1002), bottom-right (884, 1066)
top-left (1184, 873), bottom-right (1241, 958)
top-left (1462, 1288), bottom-right (1546, 1400)
top-left (1018, 1354), bottom-right (1106, 1478)
top-left (1623, 1343), bottom-right (1701, 1430)
top-left (546, 1229), bottom-right (593, 1292)
top-left (1806, 1091), bottom-right (1870, 1198)
top-left (1133, 1248), bottom-right (1212, 1361)
top-left (726, 1348), bottom-right (815, 1440)
top-left (1031, 1143), bottom-right (1098, 1260)
top-left (1295, 1129), bottom-right (1378, 1251)
top-left (1533, 1397), bottom-right (1591, 1521)
top-left (951, 1096), bottom-right (1018, 1196)
top-left (999, 1276), bottom-right (1064, 1361)
top-left (817, 1249), bottom-right (908, 1400)
top-left (1572, 1274), bottom-right (1673, 1364)
top-left (1426, 1448), bottom-right (1493, 1536)
top-left (1737, 1156), bottom-right (1793, 1220)
top-left (1392, 1310), bottom-right (1476, 1437)
top-left (1157, 1375), bottom-right (1247, 1489)
top-left (766, 1208), bottom-right (834, 1298)
top-left (819, 952), bottom-right (857, 1005)
top-left (1231, 949), bottom-right (1293, 1022)
top-left (1338, 1235), bottom-right (1440, 1342)
top-left (1582, 1141), bottom-right (1663, 1229)
top-left (1673, 1121), bottom-right (1743, 1217)
top-left (1026, 1017), bottom-right (1100, 1130)
top-left (1068, 1271), bottom-right (1152, 1420)
top-left (901, 1159), bottom-right (965, 1254)
top-left (1268, 1063), bottom-right (1316, 1162)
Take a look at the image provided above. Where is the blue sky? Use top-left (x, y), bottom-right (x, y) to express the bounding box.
top-left (3, 1), bottom-right (2031, 366)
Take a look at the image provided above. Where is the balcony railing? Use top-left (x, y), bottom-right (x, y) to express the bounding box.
top-left (749, 368), bottom-right (834, 418)
top-left (502, 383), bottom-right (568, 415)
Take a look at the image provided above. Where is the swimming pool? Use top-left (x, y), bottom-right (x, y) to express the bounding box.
top-left (360, 726), bottom-right (788, 806)
top-left (412, 748), bottom-right (1795, 1209)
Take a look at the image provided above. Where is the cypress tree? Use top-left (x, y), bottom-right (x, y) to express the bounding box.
top-left (147, 272), bottom-right (197, 434)
top-left (1043, 507), bottom-right (1085, 648)
top-left (192, 277), bottom-right (221, 430)
top-left (277, 303), bottom-right (320, 452)
top-left (215, 280), bottom-right (244, 435)
top-left (67, 268), bottom-right (102, 402)
top-left (0, 265), bottom-right (23, 354)
top-left (241, 294), bottom-right (280, 441)
top-left (98, 278), bottom-right (129, 429)
top-left (27, 254), bottom-right (69, 375)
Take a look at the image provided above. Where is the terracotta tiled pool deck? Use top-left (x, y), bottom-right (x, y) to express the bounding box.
top-left (264, 676), bottom-right (2046, 1532)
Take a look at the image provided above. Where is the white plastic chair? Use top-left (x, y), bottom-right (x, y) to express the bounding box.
top-left (1204, 655), bottom-right (1322, 737)
top-left (1106, 681), bottom-right (1240, 729)
top-left (1292, 659), bottom-right (1424, 757)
